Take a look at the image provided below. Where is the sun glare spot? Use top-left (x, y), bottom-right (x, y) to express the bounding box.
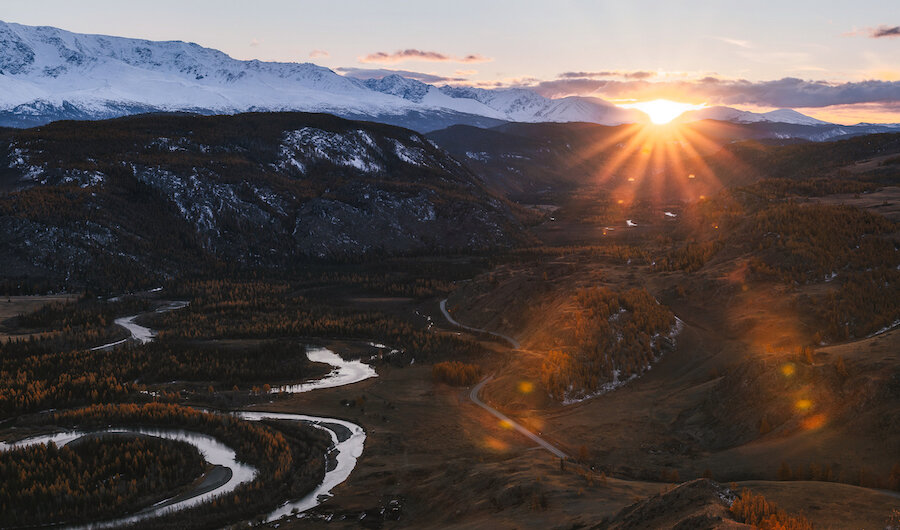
top-left (795, 399), bottom-right (813, 411)
top-left (483, 437), bottom-right (509, 451)
top-left (620, 99), bottom-right (705, 124)
top-left (802, 414), bottom-right (827, 431)
top-left (780, 363), bottom-right (796, 377)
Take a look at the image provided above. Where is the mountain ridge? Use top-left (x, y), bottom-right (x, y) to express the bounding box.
top-left (0, 20), bottom-right (644, 131)
top-left (0, 111), bottom-right (530, 288)
top-left (5, 20), bottom-right (891, 134)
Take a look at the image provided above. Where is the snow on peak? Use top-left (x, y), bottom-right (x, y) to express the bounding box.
top-left (677, 105), bottom-right (831, 126)
top-left (0, 19), bottom-right (405, 116)
top-left (0, 19), bottom-right (834, 132)
top-left (757, 109), bottom-right (829, 126)
top-left (363, 75), bottom-right (431, 103)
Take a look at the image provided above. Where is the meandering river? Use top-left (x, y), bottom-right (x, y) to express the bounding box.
top-left (0, 299), bottom-right (375, 528)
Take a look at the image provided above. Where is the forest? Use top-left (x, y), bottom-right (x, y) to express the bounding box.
top-left (650, 178), bottom-right (899, 343)
top-left (156, 279), bottom-right (486, 362)
top-left (19, 403), bottom-right (331, 529)
top-left (0, 435), bottom-right (205, 527)
top-left (541, 287), bottom-right (676, 401)
top-left (0, 339), bottom-right (330, 417)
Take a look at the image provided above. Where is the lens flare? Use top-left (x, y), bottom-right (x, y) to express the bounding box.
top-left (483, 436), bottom-right (509, 451)
top-left (518, 381), bottom-right (534, 394)
top-left (801, 413), bottom-right (827, 431)
top-left (619, 99), bottom-right (706, 124)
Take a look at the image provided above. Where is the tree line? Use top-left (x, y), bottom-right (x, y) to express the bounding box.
top-left (432, 361), bottom-right (481, 386)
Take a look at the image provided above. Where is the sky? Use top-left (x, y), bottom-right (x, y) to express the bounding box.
top-left (4, 0), bottom-right (899, 123)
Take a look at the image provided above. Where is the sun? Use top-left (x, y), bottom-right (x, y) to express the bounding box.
top-left (619, 99), bottom-right (706, 125)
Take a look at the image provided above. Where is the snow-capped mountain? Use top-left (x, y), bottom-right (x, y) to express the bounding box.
top-left (674, 105), bottom-right (900, 140)
top-left (4, 20), bottom-right (895, 138)
top-left (676, 106), bottom-right (829, 126)
top-left (0, 20), bottom-right (642, 131)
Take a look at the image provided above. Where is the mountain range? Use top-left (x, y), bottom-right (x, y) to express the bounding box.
top-left (2, 19), bottom-right (898, 136)
top-left (0, 20), bottom-right (642, 131)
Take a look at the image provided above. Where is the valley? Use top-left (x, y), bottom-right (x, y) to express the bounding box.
top-left (2, 4), bottom-right (900, 528)
top-left (0, 111), bottom-right (898, 529)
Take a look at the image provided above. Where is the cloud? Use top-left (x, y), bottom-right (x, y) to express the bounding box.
top-left (469, 76), bottom-right (541, 88)
top-left (358, 49), bottom-right (492, 64)
top-left (712, 36), bottom-right (752, 48)
top-left (871, 25), bottom-right (900, 38)
top-left (309, 49), bottom-right (329, 58)
top-left (249, 39), bottom-right (260, 47)
top-left (521, 76), bottom-right (900, 108)
top-left (336, 66), bottom-right (466, 83)
top-left (799, 101), bottom-right (900, 124)
top-left (559, 70), bottom-right (655, 80)
top-left (844, 25), bottom-right (900, 38)
top-left (532, 78), bottom-right (606, 97)
top-left (455, 69), bottom-right (477, 76)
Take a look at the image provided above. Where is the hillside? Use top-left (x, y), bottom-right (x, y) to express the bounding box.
top-left (0, 112), bottom-right (528, 290)
top-left (428, 121), bottom-right (900, 199)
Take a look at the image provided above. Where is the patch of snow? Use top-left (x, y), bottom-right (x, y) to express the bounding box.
top-left (868, 319), bottom-right (900, 338)
top-left (391, 138), bottom-right (426, 166)
top-left (279, 128), bottom-right (383, 174)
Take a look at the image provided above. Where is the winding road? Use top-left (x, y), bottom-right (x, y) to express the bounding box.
top-left (439, 299), bottom-right (521, 349)
top-left (470, 376), bottom-right (568, 459)
top-left (439, 299), bottom-right (567, 459)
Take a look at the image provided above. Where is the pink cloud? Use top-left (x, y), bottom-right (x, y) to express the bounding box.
top-left (358, 49), bottom-right (492, 64)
